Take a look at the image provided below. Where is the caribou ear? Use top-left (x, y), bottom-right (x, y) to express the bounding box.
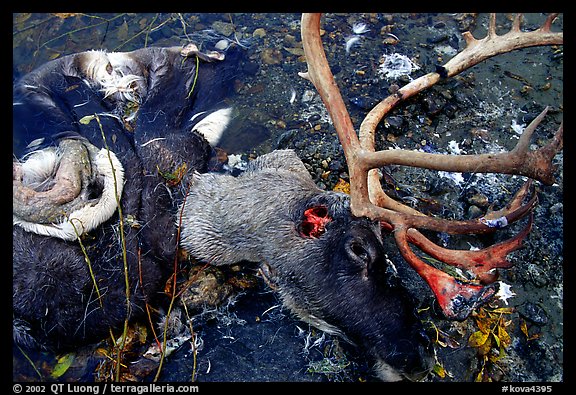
top-left (298, 205), bottom-right (332, 238)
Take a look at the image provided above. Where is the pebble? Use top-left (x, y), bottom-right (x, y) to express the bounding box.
top-left (467, 193), bottom-right (489, 208)
top-left (383, 37), bottom-right (399, 45)
top-left (253, 28), bottom-right (266, 38)
top-left (526, 263), bottom-right (549, 287)
top-left (215, 39), bottom-right (230, 50)
top-left (211, 21), bottom-right (234, 37)
top-left (467, 205), bottom-right (484, 219)
top-left (260, 48), bottom-right (283, 65)
top-left (308, 114), bottom-right (321, 123)
top-left (549, 202), bottom-right (563, 215)
top-left (384, 115), bottom-right (405, 131)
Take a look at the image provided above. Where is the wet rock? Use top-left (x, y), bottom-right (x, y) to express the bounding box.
top-left (526, 263), bottom-right (549, 287)
top-left (349, 96), bottom-right (377, 110)
top-left (423, 94), bottom-right (446, 116)
top-left (307, 113), bottom-right (321, 123)
top-left (329, 159), bottom-right (343, 172)
top-left (467, 205), bottom-right (484, 219)
top-left (549, 202), bottom-right (563, 215)
top-left (215, 39), bottom-right (230, 50)
top-left (519, 302), bottom-right (549, 326)
top-left (242, 61), bottom-right (260, 76)
top-left (260, 48), bottom-right (283, 65)
top-left (427, 34), bottom-right (449, 44)
top-left (466, 192), bottom-right (489, 208)
top-left (211, 21), bottom-right (235, 37)
top-left (383, 115), bottom-right (406, 134)
top-left (252, 27), bottom-right (266, 38)
top-left (453, 13), bottom-right (477, 32)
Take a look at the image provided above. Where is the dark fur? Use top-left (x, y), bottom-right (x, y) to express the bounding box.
top-left (13, 47), bottom-right (235, 349)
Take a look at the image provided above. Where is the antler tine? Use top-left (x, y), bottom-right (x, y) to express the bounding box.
top-left (488, 13), bottom-right (498, 38)
top-left (361, 110), bottom-right (561, 187)
top-left (541, 13), bottom-right (559, 32)
top-left (511, 14), bottom-right (523, 32)
top-left (395, 227), bottom-right (498, 320)
top-left (514, 106), bottom-right (549, 153)
top-left (406, 211), bottom-right (534, 285)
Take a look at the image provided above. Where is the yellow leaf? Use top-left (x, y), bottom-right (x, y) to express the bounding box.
top-left (475, 318), bottom-right (492, 334)
top-left (79, 115), bottom-right (95, 124)
top-left (51, 353), bottom-right (75, 379)
top-left (490, 307), bottom-right (515, 314)
top-left (492, 332), bottom-right (501, 348)
top-left (477, 336), bottom-right (493, 356)
top-left (333, 178), bottom-right (350, 194)
top-left (432, 363), bottom-right (446, 378)
top-left (498, 324), bottom-right (512, 348)
top-left (468, 330), bottom-right (489, 348)
top-left (520, 318), bottom-right (529, 338)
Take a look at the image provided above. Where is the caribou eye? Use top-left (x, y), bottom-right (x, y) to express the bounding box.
top-left (299, 205), bottom-right (332, 238)
top-left (349, 242), bottom-right (370, 263)
top-left (345, 234), bottom-right (382, 275)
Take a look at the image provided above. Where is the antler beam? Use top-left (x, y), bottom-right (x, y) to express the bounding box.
top-left (300, 13), bottom-right (563, 319)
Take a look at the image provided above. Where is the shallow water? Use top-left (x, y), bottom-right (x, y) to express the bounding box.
top-left (13, 13), bottom-right (563, 383)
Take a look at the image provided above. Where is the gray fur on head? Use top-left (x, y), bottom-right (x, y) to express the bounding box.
top-left (180, 149), bottom-right (348, 266)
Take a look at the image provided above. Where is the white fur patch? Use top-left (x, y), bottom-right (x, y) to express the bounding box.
top-left (13, 148), bottom-right (125, 241)
top-left (373, 358), bottom-right (404, 382)
top-left (191, 107), bottom-right (232, 146)
top-left (18, 148), bottom-right (59, 190)
top-left (82, 50), bottom-right (143, 103)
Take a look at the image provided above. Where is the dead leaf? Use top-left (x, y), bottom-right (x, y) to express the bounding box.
top-left (490, 307), bottom-right (515, 314)
top-left (157, 163), bottom-right (188, 187)
top-left (284, 47), bottom-right (305, 56)
top-left (498, 322), bottom-right (511, 348)
top-left (117, 20), bottom-right (129, 42)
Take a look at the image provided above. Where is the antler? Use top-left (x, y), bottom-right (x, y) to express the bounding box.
top-left (300, 13), bottom-right (563, 319)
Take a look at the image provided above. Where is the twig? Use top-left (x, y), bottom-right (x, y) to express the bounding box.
top-left (15, 344), bottom-right (43, 380)
top-left (181, 302), bottom-right (198, 382)
top-left (71, 218), bottom-right (104, 307)
top-left (94, 114), bottom-right (129, 382)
